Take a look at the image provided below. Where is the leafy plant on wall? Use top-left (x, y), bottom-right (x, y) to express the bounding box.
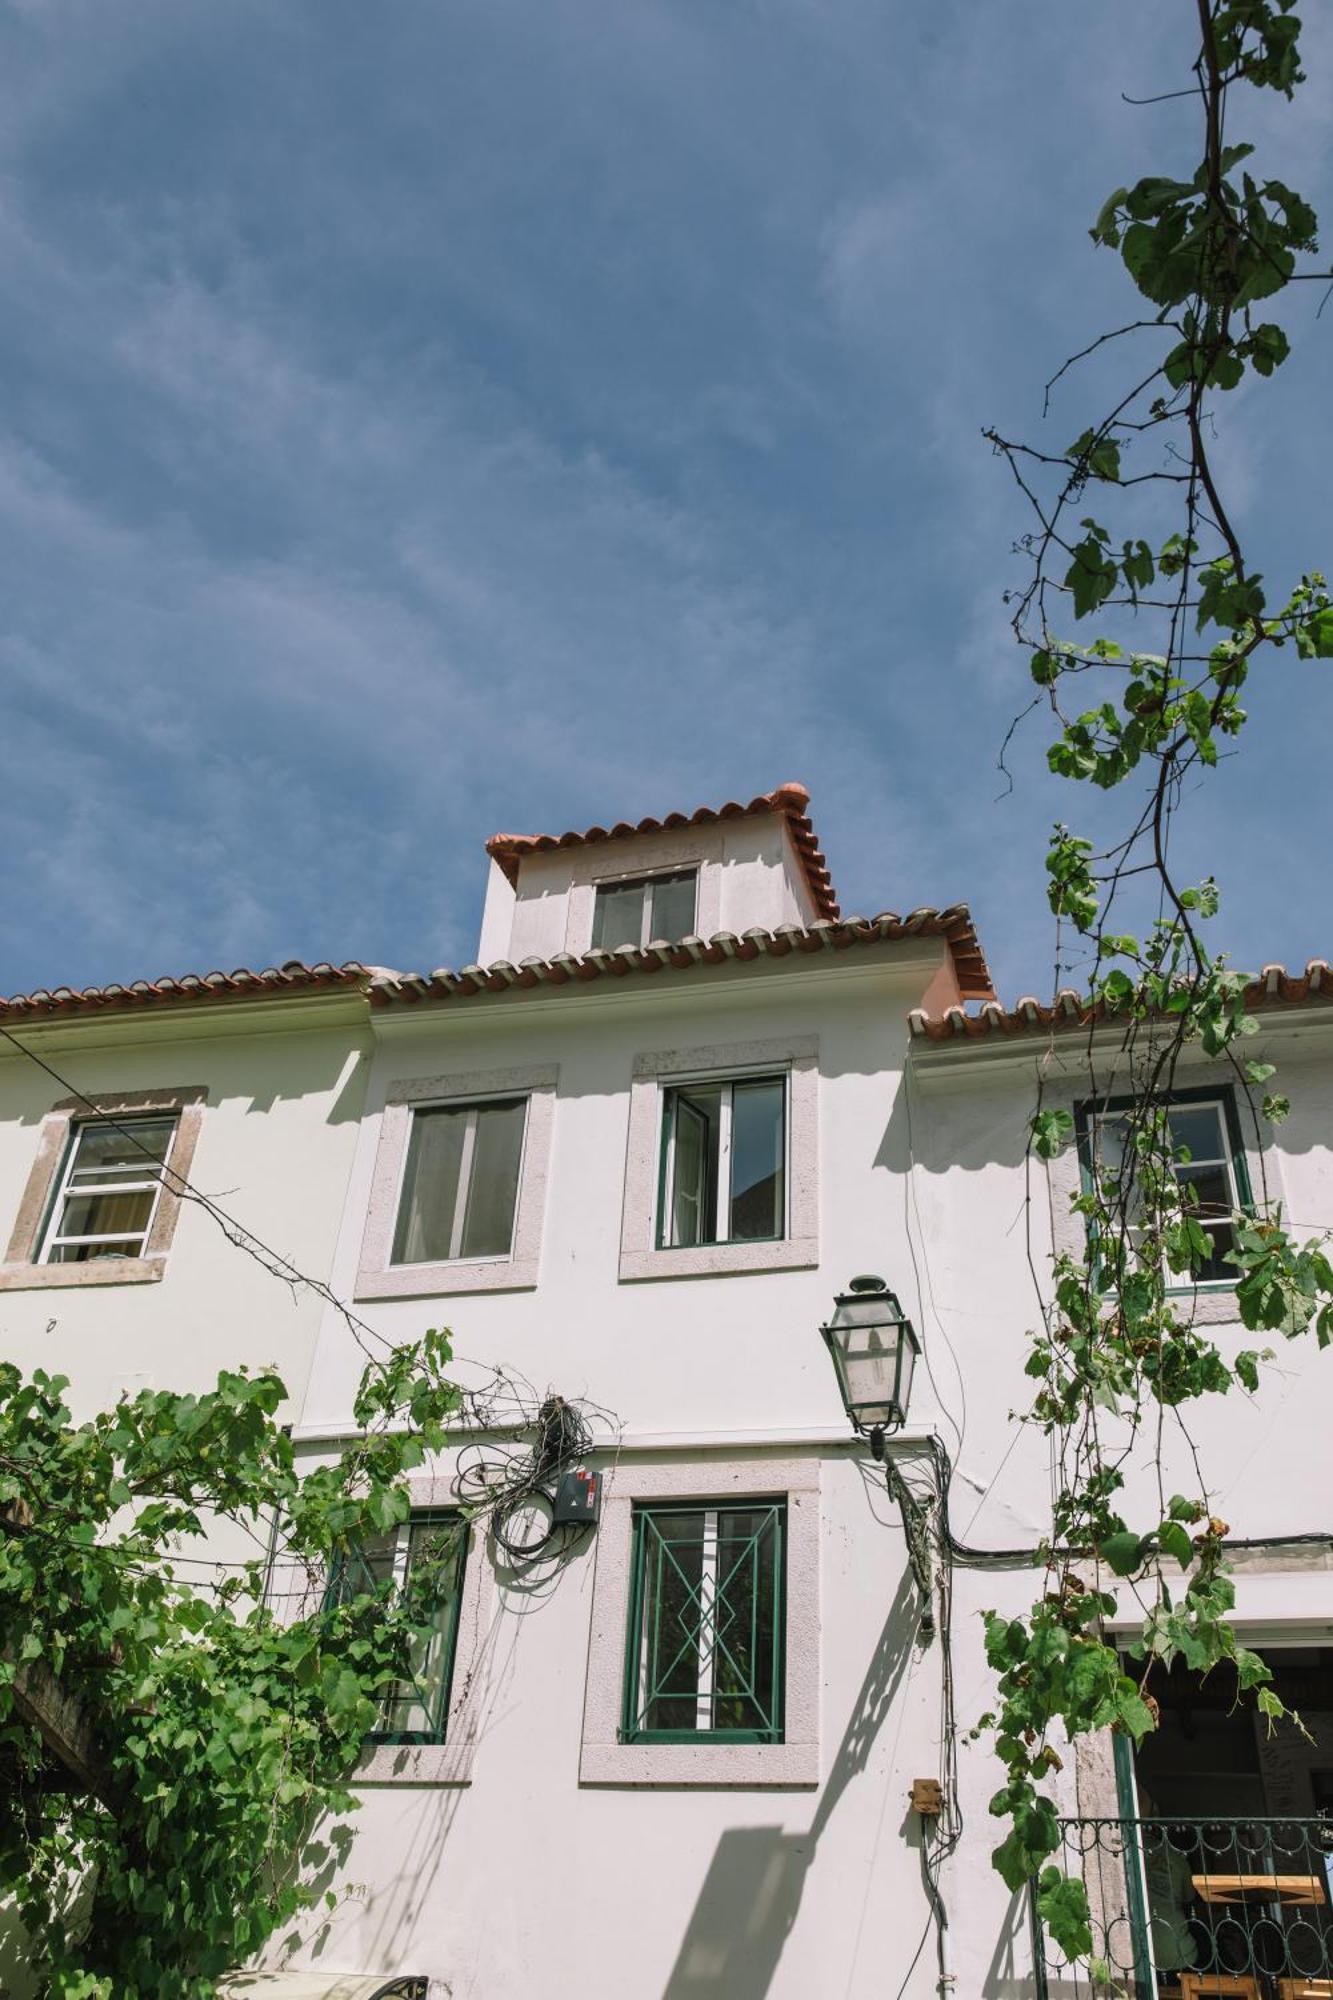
top-left (978, 0), bottom-right (1333, 1964)
top-left (0, 1329), bottom-right (462, 1998)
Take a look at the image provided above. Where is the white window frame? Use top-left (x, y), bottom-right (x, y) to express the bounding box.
top-left (1044, 1074), bottom-right (1270, 1328)
top-left (2, 1086), bottom-right (206, 1293)
top-left (579, 1456), bottom-right (819, 1787)
top-left (1083, 1091), bottom-right (1245, 1288)
top-left (590, 867), bottom-right (699, 951)
top-left (389, 1093), bottom-right (530, 1269)
top-left (356, 1063), bottom-right (558, 1299)
top-left (659, 1069), bottom-right (789, 1249)
top-left (619, 1035), bottom-right (818, 1283)
top-left (38, 1115), bottom-right (178, 1265)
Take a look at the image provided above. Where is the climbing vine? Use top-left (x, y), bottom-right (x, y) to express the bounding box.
top-left (980, 0), bottom-right (1333, 1965)
top-left (0, 1329), bottom-right (465, 1998)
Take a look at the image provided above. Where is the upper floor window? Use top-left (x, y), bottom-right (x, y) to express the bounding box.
top-left (327, 1511), bottom-right (468, 1744)
top-left (592, 869), bottom-right (697, 951)
top-left (1079, 1088), bottom-right (1249, 1285)
top-left (40, 1115), bottom-right (179, 1264)
top-left (621, 1500), bottom-right (785, 1743)
top-left (659, 1074), bottom-right (785, 1248)
top-left (391, 1098), bottom-right (527, 1266)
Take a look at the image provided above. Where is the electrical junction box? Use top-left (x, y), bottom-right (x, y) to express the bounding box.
top-left (910, 1778), bottom-right (944, 1818)
top-left (552, 1468), bottom-right (601, 1525)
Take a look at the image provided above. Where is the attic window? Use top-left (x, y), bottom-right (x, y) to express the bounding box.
top-left (591, 871), bottom-right (697, 951)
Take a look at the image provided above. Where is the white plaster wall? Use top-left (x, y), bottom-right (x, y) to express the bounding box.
top-left (476, 858), bottom-right (517, 964)
top-left (300, 955), bottom-right (948, 1443)
top-left (491, 816), bottom-right (816, 968)
top-left (0, 1004), bottom-right (369, 1427)
top-left (273, 1447), bottom-right (1035, 2000)
top-left (284, 951), bottom-right (1063, 1998)
top-left (284, 971), bottom-right (1333, 1999)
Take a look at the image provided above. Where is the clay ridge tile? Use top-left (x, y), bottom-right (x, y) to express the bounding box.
top-left (486, 781), bottom-right (840, 922)
top-left (0, 961), bottom-right (372, 1026)
top-left (907, 959), bottom-right (1331, 1044)
top-left (366, 907), bottom-right (994, 1009)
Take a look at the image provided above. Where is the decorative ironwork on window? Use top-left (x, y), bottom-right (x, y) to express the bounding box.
top-left (326, 1512), bottom-right (468, 1744)
top-left (621, 1502), bottom-right (785, 1743)
top-left (1031, 1815), bottom-right (1333, 1995)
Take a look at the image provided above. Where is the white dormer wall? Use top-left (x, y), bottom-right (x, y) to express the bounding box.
top-left (476, 813), bottom-right (820, 965)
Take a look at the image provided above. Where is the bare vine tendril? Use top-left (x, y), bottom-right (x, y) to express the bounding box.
top-left (977, 1), bottom-right (1333, 1963)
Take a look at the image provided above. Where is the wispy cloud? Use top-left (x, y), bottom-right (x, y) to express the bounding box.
top-left (0, 0), bottom-right (1329, 1001)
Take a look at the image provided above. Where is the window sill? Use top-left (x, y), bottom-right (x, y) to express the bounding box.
top-left (352, 1740), bottom-right (475, 1786)
top-left (0, 1256), bottom-right (167, 1292)
top-left (354, 1256), bottom-right (538, 1300)
top-left (619, 1237), bottom-right (818, 1283)
top-left (580, 1738), bottom-right (818, 1788)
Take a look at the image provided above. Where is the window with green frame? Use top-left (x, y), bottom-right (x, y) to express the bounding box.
top-left (326, 1511), bottom-right (467, 1743)
top-left (1076, 1085), bottom-right (1253, 1286)
top-left (620, 1501), bottom-right (785, 1743)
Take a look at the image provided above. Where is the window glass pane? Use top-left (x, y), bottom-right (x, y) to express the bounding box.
top-left (66, 1118), bottom-right (175, 1185)
top-left (667, 1087), bottom-right (720, 1247)
top-left (729, 1079), bottom-right (784, 1241)
top-left (712, 1508), bottom-right (781, 1734)
top-left (638, 1510), bottom-right (705, 1734)
top-left (328, 1528), bottom-right (399, 1605)
top-left (627, 1504), bottom-right (783, 1740)
top-left (1167, 1103), bottom-right (1227, 1163)
top-left (53, 1190), bottom-right (156, 1242)
top-left (1195, 1224), bottom-right (1236, 1284)
top-left (1174, 1160), bottom-right (1233, 1222)
top-left (49, 1238), bottom-right (145, 1263)
top-left (592, 880), bottom-right (647, 951)
top-left (647, 872), bottom-right (697, 943)
top-left (392, 1108), bottom-right (468, 1264)
top-left (380, 1517), bottom-right (468, 1738)
top-left (459, 1099), bottom-right (526, 1259)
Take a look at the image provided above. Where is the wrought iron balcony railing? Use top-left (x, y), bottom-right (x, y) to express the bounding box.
top-left (1031, 1816), bottom-right (1333, 1997)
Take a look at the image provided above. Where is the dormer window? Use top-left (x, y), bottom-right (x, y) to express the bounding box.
top-left (591, 870), bottom-right (697, 952)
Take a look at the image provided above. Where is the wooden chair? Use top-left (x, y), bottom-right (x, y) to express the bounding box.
top-left (1178, 1978), bottom-right (1261, 1999)
top-left (1277, 1981), bottom-right (1333, 1998)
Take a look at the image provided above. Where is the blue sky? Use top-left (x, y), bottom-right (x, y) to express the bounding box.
top-left (2, 0), bottom-right (1331, 1003)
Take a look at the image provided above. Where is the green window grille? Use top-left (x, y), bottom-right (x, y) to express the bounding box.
top-left (326, 1511), bottom-right (468, 1744)
top-left (621, 1501), bottom-right (785, 1743)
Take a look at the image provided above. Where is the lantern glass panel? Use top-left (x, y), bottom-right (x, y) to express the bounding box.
top-left (824, 1285), bottom-right (918, 1432)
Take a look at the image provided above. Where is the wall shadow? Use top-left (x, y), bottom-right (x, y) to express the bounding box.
top-left (659, 1570), bottom-right (920, 2000)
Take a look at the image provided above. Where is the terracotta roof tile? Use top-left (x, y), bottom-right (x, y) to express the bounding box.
top-left (908, 959), bottom-right (1332, 1044)
top-left (0, 961), bottom-right (371, 1026)
top-left (486, 781), bottom-right (841, 922)
top-left (370, 907), bottom-right (994, 1008)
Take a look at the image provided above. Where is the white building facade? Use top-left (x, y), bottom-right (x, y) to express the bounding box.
top-left (3, 783), bottom-right (1332, 2000)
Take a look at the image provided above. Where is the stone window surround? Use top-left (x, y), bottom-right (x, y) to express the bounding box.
top-left (1045, 1076), bottom-right (1276, 1327)
top-left (561, 827), bottom-right (725, 957)
top-left (619, 1034), bottom-right (819, 1282)
top-left (354, 1063), bottom-right (558, 1299)
top-left (0, 1085), bottom-right (206, 1292)
top-left (352, 1472), bottom-right (497, 1787)
top-left (579, 1455), bottom-right (820, 1788)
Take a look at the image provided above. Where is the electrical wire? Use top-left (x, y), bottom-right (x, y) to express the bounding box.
top-left (0, 1020), bottom-right (395, 1366)
top-left (455, 1391), bottom-right (616, 1564)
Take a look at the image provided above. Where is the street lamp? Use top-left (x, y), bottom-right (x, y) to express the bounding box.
top-left (821, 1274), bottom-right (920, 1459)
